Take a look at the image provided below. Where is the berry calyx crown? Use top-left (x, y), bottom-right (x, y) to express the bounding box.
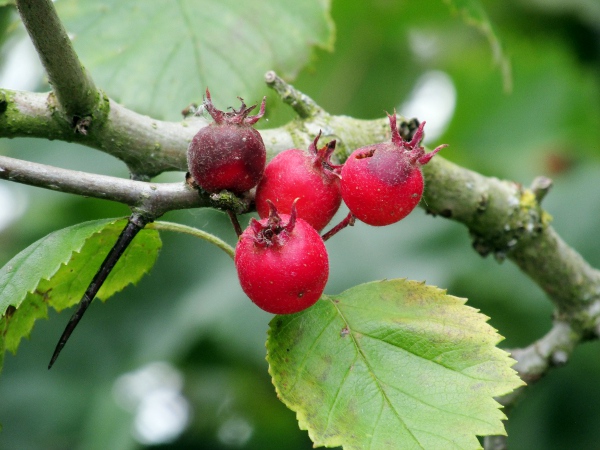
top-left (204, 88), bottom-right (266, 126)
top-left (309, 131), bottom-right (343, 176)
top-left (387, 110), bottom-right (448, 166)
top-left (250, 200), bottom-right (297, 247)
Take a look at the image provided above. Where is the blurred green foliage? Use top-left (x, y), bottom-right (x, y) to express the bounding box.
top-left (1, 0), bottom-right (600, 449)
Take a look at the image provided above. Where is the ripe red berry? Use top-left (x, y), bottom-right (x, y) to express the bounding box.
top-left (340, 113), bottom-right (447, 226)
top-left (235, 202), bottom-right (329, 314)
top-left (255, 132), bottom-right (342, 232)
top-left (187, 88), bottom-right (267, 194)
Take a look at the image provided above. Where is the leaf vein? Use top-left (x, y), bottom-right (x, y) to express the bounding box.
top-left (323, 353), bottom-right (358, 434)
top-left (287, 311), bottom-right (338, 392)
top-left (329, 298), bottom-right (424, 449)
top-left (359, 331), bottom-right (504, 383)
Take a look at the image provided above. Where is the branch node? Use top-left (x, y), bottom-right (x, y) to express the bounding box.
top-left (550, 349), bottom-right (569, 366)
top-left (73, 116), bottom-right (92, 135)
top-left (208, 191), bottom-right (251, 215)
top-left (530, 176), bottom-right (553, 204)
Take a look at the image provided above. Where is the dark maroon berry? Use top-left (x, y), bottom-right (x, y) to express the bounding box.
top-left (187, 88), bottom-right (267, 194)
top-left (255, 132), bottom-right (342, 232)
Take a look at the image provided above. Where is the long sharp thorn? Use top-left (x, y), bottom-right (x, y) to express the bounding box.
top-left (48, 214), bottom-right (149, 369)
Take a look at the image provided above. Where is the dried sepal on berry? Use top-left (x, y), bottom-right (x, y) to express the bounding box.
top-left (255, 132), bottom-right (343, 232)
top-left (340, 111), bottom-right (447, 226)
top-left (186, 88), bottom-right (267, 194)
top-left (235, 200), bottom-right (329, 315)
top-left (203, 88), bottom-right (266, 126)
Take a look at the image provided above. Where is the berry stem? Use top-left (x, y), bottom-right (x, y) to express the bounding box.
top-left (227, 210), bottom-right (243, 237)
top-left (48, 213), bottom-right (150, 369)
top-left (147, 221), bottom-right (235, 259)
top-left (322, 212), bottom-right (356, 241)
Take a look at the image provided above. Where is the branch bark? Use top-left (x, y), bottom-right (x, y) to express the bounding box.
top-left (0, 154), bottom-right (209, 217)
top-left (16, 0), bottom-right (99, 121)
top-left (0, 88), bottom-right (389, 178)
top-left (421, 156), bottom-right (600, 317)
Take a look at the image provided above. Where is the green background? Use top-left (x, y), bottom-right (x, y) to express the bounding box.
top-left (1, 0), bottom-right (600, 448)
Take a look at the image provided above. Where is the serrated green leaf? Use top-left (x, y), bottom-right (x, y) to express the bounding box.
top-left (0, 218), bottom-right (161, 365)
top-left (55, 0), bottom-right (335, 120)
top-left (267, 279), bottom-right (524, 450)
top-left (0, 218), bottom-right (116, 313)
top-left (443, 0), bottom-right (512, 92)
top-left (2, 293), bottom-right (47, 354)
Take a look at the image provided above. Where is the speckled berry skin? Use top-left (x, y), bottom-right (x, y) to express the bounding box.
top-left (187, 89), bottom-right (266, 194)
top-left (255, 133), bottom-right (342, 232)
top-left (340, 113), bottom-right (447, 226)
top-left (235, 203), bottom-right (329, 314)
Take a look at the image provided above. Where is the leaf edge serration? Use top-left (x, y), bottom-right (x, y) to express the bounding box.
top-left (266, 278), bottom-right (525, 450)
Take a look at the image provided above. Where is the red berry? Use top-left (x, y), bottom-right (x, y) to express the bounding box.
top-left (235, 202), bottom-right (329, 314)
top-left (255, 132), bottom-right (342, 232)
top-left (187, 88), bottom-right (267, 194)
top-left (340, 113), bottom-right (447, 226)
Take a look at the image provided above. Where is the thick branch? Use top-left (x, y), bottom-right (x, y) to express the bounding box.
top-left (0, 89), bottom-right (387, 177)
top-left (422, 153), bottom-right (600, 422)
top-left (421, 156), bottom-right (600, 316)
top-left (16, 0), bottom-right (99, 120)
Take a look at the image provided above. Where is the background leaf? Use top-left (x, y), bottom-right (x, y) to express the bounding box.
top-left (55, 0), bottom-right (334, 120)
top-left (267, 279), bottom-right (523, 449)
top-left (443, 0), bottom-right (512, 91)
top-left (0, 218), bottom-right (161, 367)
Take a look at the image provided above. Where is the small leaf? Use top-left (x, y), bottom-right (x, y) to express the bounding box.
top-left (2, 293), bottom-right (47, 354)
top-left (55, 0), bottom-right (335, 120)
top-left (443, 0), bottom-right (512, 92)
top-left (0, 218), bottom-right (116, 313)
top-left (0, 218), bottom-right (161, 366)
top-left (267, 279), bottom-right (524, 450)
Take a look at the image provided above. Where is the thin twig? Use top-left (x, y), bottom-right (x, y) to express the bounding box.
top-left (508, 321), bottom-right (581, 396)
top-left (0, 155), bottom-right (208, 215)
top-left (265, 71), bottom-right (325, 119)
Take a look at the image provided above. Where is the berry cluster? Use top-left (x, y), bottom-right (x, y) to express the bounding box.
top-left (187, 90), bottom-right (446, 314)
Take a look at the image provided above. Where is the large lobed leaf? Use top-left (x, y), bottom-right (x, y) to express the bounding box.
top-left (0, 218), bottom-right (161, 369)
top-left (55, 0), bottom-right (334, 120)
top-left (267, 279), bottom-right (524, 450)
top-left (443, 0), bottom-right (512, 92)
